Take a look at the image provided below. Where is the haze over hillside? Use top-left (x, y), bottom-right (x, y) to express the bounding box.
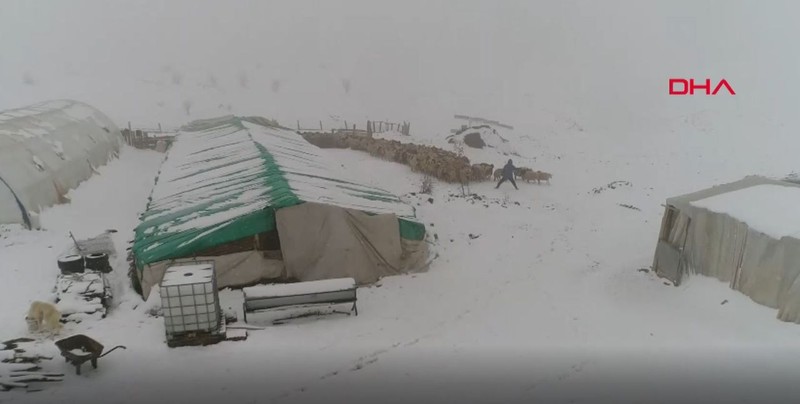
top-left (2, 0), bottom-right (799, 139)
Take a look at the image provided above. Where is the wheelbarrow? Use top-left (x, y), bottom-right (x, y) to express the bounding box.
top-left (54, 334), bottom-right (126, 375)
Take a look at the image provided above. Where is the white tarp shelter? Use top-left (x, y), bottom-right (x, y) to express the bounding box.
top-left (0, 100), bottom-right (122, 228)
top-left (653, 176), bottom-right (800, 323)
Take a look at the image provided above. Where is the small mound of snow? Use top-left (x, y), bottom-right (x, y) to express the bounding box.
top-left (446, 125), bottom-right (516, 155)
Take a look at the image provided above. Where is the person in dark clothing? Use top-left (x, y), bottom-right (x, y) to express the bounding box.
top-left (495, 159), bottom-right (518, 190)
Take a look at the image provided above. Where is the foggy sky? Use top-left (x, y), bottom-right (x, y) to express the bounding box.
top-left (1, 0), bottom-right (798, 135)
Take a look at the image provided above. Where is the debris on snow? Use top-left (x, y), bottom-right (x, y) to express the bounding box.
top-left (618, 203), bottom-right (641, 211)
top-left (590, 181), bottom-right (633, 194)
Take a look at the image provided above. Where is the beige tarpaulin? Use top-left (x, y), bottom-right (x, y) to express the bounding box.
top-left (139, 202), bottom-right (431, 300)
top-left (666, 211), bottom-right (691, 248)
top-left (141, 251), bottom-right (284, 300)
top-left (276, 202), bottom-right (422, 284)
top-left (654, 177), bottom-right (800, 324)
top-left (777, 240), bottom-right (800, 321)
top-left (682, 211), bottom-right (800, 322)
top-left (652, 207), bottom-right (692, 284)
top-left (683, 210), bottom-right (748, 283)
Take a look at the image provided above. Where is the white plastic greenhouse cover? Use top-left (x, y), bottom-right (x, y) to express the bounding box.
top-left (0, 100), bottom-right (122, 228)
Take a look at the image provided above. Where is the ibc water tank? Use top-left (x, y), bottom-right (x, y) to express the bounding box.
top-left (159, 262), bottom-right (221, 338)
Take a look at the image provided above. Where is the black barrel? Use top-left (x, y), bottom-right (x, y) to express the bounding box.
top-left (58, 255), bottom-right (85, 274)
top-left (84, 252), bottom-right (111, 273)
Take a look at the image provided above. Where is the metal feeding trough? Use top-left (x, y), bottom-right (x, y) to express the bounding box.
top-left (54, 334), bottom-right (126, 375)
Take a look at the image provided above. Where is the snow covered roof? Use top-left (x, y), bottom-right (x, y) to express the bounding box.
top-left (666, 176), bottom-right (800, 213)
top-left (0, 99), bottom-right (121, 228)
top-left (132, 116), bottom-right (424, 268)
top-left (161, 263), bottom-right (215, 287)
top-left (0, 100), bottom-right (105, 136)
top-left (690, 184), bottom-right (800, 240)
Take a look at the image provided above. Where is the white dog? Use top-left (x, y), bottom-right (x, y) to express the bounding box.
top-left (26, 301), bottom-right (63, 336)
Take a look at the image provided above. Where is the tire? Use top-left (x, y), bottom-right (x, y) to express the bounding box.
top-left (58, 255), bottom-right (85, 274)
top-left (84, 252), bottom-right (111, 273)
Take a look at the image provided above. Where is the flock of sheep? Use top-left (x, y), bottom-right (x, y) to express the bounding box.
top-left (301, 132), bottom-right (552, 185)
top-left (498, 167), bottom-right (553, 184)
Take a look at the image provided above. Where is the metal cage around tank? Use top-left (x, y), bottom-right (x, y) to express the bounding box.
top-left (159, 261), bottom-right (223, 341)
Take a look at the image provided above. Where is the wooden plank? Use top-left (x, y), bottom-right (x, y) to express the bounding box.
top-left (243, 278), bottom-right (355, 299)
top-left (245, 290), bottom-right (355, 311)
top-left (225, 324), bottom-right (265, 330)
top-left (8, 372), bottom-right (64, 378)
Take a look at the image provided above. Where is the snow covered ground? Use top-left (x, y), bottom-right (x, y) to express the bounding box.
top-left (5, 1), bottom-right (800, 401)
top-left (2, 120), bottom-right (800, 403)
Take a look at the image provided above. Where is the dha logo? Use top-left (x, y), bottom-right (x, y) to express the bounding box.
top-left (669, 78), bottom-right (736, 96)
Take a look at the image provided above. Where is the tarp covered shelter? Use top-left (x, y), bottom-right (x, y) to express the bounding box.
top-left (653, 176), bottom-right (800, 323)
top-left (132, 116), bottom-right (429, 299)
top-left (0, 100), bottom-right (121, 229)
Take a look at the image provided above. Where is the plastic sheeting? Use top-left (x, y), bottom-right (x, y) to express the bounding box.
top-left (277, 202), bottom-right (406, 284)
top-left (654, 176), bottom-right (800, 324)
top-left (132, 115), bottom-right (425, 269)
top-left (134, 115), bottom-right (432, 298)
top-left (0, 100), bottom-right (121, 228)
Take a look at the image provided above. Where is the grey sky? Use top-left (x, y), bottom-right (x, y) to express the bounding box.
top-left (1, 0), bottom-right (797, 134)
